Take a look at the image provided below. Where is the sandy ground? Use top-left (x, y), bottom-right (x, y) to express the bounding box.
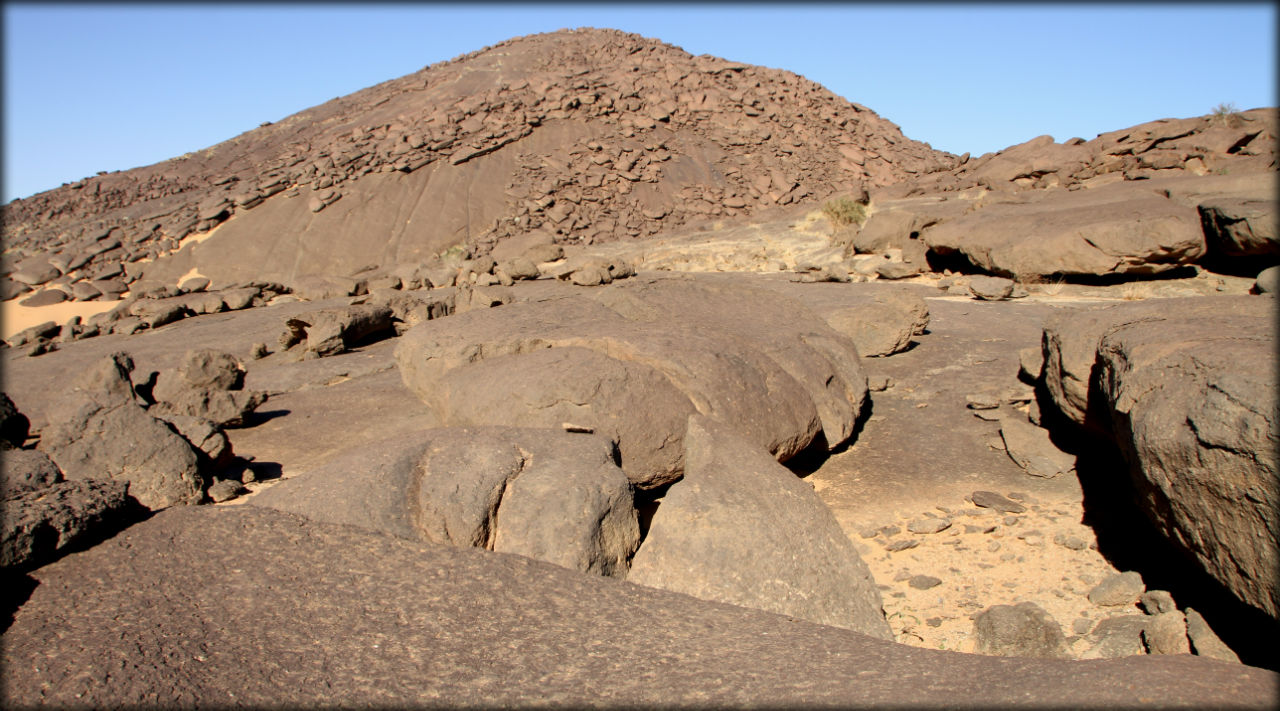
top-left (1, 298), bottom-right (123, 341)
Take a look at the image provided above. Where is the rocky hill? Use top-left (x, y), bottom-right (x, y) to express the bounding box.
top-left (1, 27), bottom-right (954, 290)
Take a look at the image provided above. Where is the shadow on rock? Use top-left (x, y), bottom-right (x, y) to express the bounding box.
top-left (1073, 437), bottom-right (1280, 671)
top-left (1, 572), bottom-right (38, 634)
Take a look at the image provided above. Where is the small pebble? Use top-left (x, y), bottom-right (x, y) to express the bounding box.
top-left (1003, 516), bottom-right (1020, 526)
top-left (859, 527), bottom-right (880, 539)
top-left (987, 541), bottom-right (1001, 552)
top-left (894, 570), bottom-right (913, 582)
top-left (1053, 532), bottom-right (1088, 550)
top-left (926, 617), bottom-right (943, 628)
top-left (1072, 618), bottom-right (1095, 635)
top-left (909, 575), bottom-right (943, 590)
top-left (880, 525), bottom-right (901, 537)
top-left (908, 518), bottom-right (952, 534)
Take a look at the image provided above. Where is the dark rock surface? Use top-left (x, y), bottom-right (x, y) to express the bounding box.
top-left (629, 415), bottom-right (891, 639)
top-left (39, 354), bottom-right (204, 510)
top-left (1095, 295), bottom-right (1278, 621)
top-left (5, 505), bottom-right (1275, 708)
top-left (1, 478), bottom-right (134, 570)
top-left (0, 448), bottom-right (63, 497)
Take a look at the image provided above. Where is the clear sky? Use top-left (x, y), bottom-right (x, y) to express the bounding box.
top-left (3, 3), bottom-right (1275, 203)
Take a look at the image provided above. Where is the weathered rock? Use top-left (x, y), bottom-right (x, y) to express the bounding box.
top-left (924, 183), bottom-right (1205, 278)
top-left (290, 274), bottom-right (361, 301)
top-left (19, 289), bottom-right (69, 307)
top-left (1089, 571), bottom-right (1146, 607)
top-left (972, 602), bottom-right (1068, 659)
top-left (206, 478), bottom-right (246, 503)
top-left (823, 289), bottom-right (929, 357)
top-left (287, 304), bottom-right (395, 357)
top-left (1018, 346), bottom-right (1042, 381)
top-left (39, 354), bottom-right (203, 510)
top-left (1, 478), bottom-right (134, 570)
top-left (157, 349), bottom-right (245, 394)
top-left (395, 277), bottom-right (867, 487)
top-left (628, 416), bottom-right (891, 639)
top-left (4, 505), bottom-right (1276, 708)
top-left (127, 296), bottom-right (188, 328)
top-left (1140, 590), bottom-right (1178, 615)
top-left (999, 416), bottom-right (1075, 478)
top-left (153, 414), bottom-right (233, 471)
top-left (420, 346), bottom-right (695, 488)
top-left (1041, 296), bottom-right (1264, 428)
top-left (1143, 611), bottom-right (1191, 655)
top-left (252, 427), bottom-right (639, 578)
top-left (908, 575), bottom-right (942, 590)
top-left (970, 490), bottom-right (1026, 513)
top-left (149, 389), bottom-right (267, 429)
top-left (1, 392), bottom-right (31, 448)
top-left (907, 518), bottom-right (951, 534)
top-left (10, 258), bottom-right (60, 286)
top-left (968, 275), bottom-right (1015, 300)
top-left (1080, 615), bottom-right (1148, 659)
top-left (1, 448), bottom-right (63, 497)
top-left (1095, 296), bottom-right (1278, 620)
top-left (1184, 608), bottom-right (1242, 663)
top-left (1198, 198), bottom-right (1278, 258)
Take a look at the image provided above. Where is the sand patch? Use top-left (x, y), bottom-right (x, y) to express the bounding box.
top-left (2, 297), bottom-right (123, 341)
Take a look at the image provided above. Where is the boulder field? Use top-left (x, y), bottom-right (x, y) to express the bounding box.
top-left (2, 25), bottom-right (1278, 710)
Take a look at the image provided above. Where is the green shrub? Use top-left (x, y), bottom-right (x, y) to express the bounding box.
top-left (822, 197), bottom-right (868, 227)
top-left (1210, 102), bottom-right (1241, 127)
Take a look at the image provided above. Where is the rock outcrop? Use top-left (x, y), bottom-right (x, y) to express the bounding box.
top-left (394, 275), bottom-right (868, 488)
top-left (1039, 295), bottom-right (1278, 622)
top-left (251, 427), bottom-right (639, 578)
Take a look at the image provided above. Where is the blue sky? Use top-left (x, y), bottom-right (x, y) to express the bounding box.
top-left (3, 3), bottom-right (1275, 203)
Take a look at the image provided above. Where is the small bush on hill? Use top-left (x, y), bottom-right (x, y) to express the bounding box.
top-left (822, 197), bottom-right (868, 228)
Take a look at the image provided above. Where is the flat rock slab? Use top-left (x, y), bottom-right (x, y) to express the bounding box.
top-left (3, 505), bottom-right (1276, 708)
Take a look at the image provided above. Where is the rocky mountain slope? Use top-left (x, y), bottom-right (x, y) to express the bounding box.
top-left (1, 27), bottom-right (953, 291)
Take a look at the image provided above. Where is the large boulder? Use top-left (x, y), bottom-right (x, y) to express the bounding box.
top-left (924, 183), bottom-right (1204, 278)
top-left (394, 277), bottom-right (868, 488)
top-left (1095, 296), bottom-right (1278, 621)
top-left (822, 289), bottom-right (929, 357)
top-left (40, 354), bottom-right (203, 510)
top-left (1041, 296), bottom-right (1262, 429)
top-left (148, 349), bottom-right (266, 428)
top-left (251, 427), bottom-right (639, 578)
top-left (628, 416), bottom-right (892, 639)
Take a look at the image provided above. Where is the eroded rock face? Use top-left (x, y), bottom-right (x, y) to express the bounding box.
top-left (40, 354), bottom-right (203, 510)
top-left (250, 427), bottom-right (639, 578)
top-left (923, 183), bottom-right (1205, 279)
top-left (1039, 295), bottom-right (1278, 622)
top-left (394, 276), bottom-right (868, 488)
top-left (628, 416), bottom-right (892, 640)
top-left (1096, 296), bottom-right (1278, 621)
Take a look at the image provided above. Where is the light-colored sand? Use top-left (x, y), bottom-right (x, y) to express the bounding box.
top-left (2, 297), bottom-right (123, 341)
